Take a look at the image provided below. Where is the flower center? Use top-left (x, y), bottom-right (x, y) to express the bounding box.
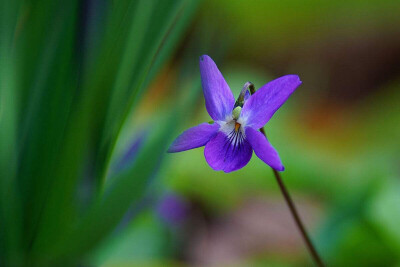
top-left (232, 106), bottom-right (242, 132)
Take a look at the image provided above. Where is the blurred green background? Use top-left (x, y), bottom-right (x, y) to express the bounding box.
top-left (1, 0), bottom-right (399, 266)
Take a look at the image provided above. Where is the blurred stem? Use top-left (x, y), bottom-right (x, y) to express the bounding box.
top-left (246, 82), bottom-right (325, 267)
top-left (269, 157), bottom-right (325, 267)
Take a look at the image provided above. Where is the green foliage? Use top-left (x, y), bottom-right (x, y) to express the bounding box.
top-left (0, 0), bottom-right (198, 265)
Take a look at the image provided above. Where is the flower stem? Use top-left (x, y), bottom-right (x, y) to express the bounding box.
top-left (244, 81), bottom-right (325, 266)
top-left (259, 128), bottom-right (325, 267)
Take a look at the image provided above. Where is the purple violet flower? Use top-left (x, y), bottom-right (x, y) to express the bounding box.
top-left (157, 194), bottom-right (189, 225)
top-left (168, 55), bottom-right (301, 172)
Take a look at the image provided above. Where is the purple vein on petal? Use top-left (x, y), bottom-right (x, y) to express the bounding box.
top-left (204, 131), bottom-right (252, 173)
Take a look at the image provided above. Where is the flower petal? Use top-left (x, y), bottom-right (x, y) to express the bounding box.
top-left (200, 55), bottom-right (235, 120)
top-left (204, 131), bottom-right (253, 173)
top-left (241, 75), bottom-right (301, 129)
top-left (245, 127), bottom-right (284, 171)
top-left (168, 123), bottom-right (219, 153)
top-left (244, 90), bottom-right (250, 101)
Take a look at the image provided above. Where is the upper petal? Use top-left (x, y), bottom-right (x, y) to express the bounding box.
top-left (168, 123), bottom-right (219, 153)
top-left (204, 130), bottom-right (253, 173)
top-left (241, 75), bottom-right (301, 129)
top-left (200, 55), bottom-right (235, 121)
top-left (245, 127), bottom-right (284, 171)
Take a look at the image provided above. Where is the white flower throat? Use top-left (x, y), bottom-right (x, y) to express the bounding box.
top-left (218, 106), bottom-right (246, 148)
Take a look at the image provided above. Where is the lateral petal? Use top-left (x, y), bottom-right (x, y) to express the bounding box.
top-left (168, 123), bottom-right (219, 153)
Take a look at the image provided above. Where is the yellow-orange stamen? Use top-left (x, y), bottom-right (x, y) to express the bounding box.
top-left (235, 122), bottom-right (241, 132)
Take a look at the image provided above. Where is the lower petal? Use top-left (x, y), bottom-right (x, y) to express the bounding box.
top-left (168, 123), bottom-right (219, 153)
top-left (245, 127), bottom-right (284, 171)
top-left (204, 131), bottom-right (253, 173)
